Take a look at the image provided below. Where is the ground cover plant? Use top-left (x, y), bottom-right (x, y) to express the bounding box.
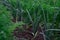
top-left (0, 0), bottom-right (60, 40)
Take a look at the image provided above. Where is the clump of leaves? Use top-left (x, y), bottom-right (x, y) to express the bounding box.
top-left (0, 4), bottom-right (25, 40)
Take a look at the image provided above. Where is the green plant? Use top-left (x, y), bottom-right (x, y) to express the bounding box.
top-left (0, 0), bottom-right (60, 40)
top-left (0, 3), bottom-right (25, 40)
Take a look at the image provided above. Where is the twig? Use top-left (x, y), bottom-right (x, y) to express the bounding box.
top-left (39, 32), bottom-right (50, 40)
top-left (45, 29), bottom-right (60, 31)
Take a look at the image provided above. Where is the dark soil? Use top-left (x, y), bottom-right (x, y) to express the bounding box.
top-left (13, 25), bottom-right (44, 40)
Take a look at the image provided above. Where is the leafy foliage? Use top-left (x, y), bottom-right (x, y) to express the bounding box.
top-left (0, 0), bottom-right (60, 40)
